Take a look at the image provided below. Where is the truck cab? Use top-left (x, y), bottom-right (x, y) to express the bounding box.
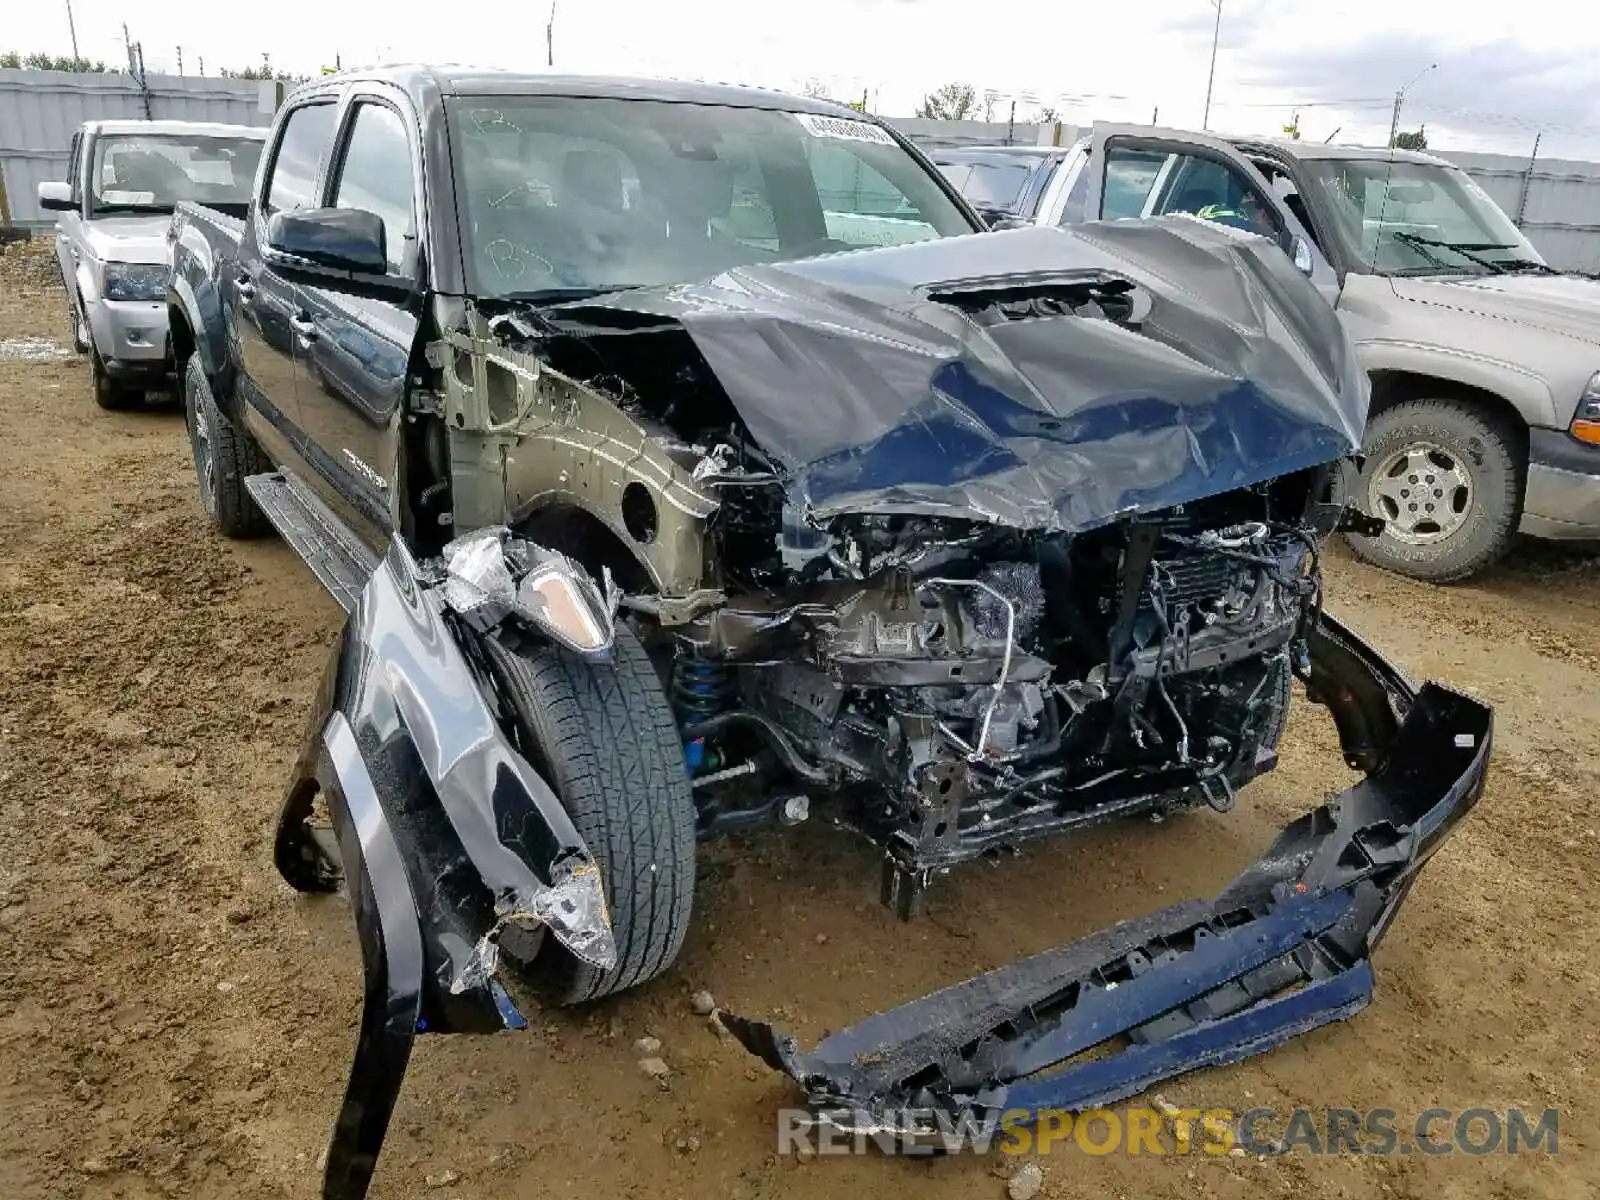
top-left (1032, 123), bottom-right (1600, 581)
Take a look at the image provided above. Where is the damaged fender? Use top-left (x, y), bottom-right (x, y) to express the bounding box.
top-left (721, 612), bottom-right (1492, 1135)
top-left (273, 538), bottom-right (615, 1200)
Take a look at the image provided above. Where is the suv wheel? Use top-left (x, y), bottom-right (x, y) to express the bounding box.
top-left (183, 356), bottom-right (271, 538)
top-left (1342, 399), bottom-right (1522, 583)
top-left (89, 344), bottom-right (139, 411)
top-left (479, 627), bottom-right (696, 1005)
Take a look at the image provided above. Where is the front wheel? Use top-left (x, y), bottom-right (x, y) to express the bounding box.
top-left (1341, 399), bottom-right (1523, 583)
top-left (89, 344), bottom-right (139, 411)
top-left (480, 626), bottom-right (696, 1005)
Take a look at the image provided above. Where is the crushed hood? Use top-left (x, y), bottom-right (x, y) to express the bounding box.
top-left (570, 218), bottom-right (1367, 532)
top-left (1388, 271), bottom-right (1600, 344)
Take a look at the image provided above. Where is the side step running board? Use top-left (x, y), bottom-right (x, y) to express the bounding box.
top-left (245, 472), bottom-right (379, 614)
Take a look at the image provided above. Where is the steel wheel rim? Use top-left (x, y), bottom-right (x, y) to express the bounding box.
top-left (190, 396), bottom-right (217, 513)
top-left (1366, 441), bottom-right (1474, 545)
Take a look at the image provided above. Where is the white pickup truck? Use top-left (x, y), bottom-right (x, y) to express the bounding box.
top-left (37, 119), bottom-right (266, 409)
top-left (938, 125), bottom-right (1600, 581)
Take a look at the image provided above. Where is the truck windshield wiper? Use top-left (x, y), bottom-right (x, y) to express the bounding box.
top-left (1390, 232), bottom-right (1552, 275)
top-left (499, 286), bottom-right (623, 305)
top-left (91, 202), bottom-right (173, 215)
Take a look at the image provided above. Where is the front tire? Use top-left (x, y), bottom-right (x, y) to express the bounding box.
top-left (90, 344), bottom-right (139, 411)
top-left (480, 626), bottom-right (696, 1005)
top-left (1342, 399), bottom-right (1522, 583)
top-left (183, 355), bottom-right (271, 538)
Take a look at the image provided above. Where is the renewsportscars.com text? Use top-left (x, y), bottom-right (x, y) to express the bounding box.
top-left (776, 1105), bottom-right (1560, 1157)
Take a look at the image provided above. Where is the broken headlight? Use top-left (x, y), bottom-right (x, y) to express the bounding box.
top-left (102, 261), bottom-right (166, 302)
top-left (439, 527), bottom-right (617, 657)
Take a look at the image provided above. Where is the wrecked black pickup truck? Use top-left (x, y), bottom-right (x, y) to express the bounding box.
top-left (166, 68), bottom-right (1492, 1198)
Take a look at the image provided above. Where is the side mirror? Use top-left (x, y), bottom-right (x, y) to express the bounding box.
top-left (975, 206), bottom-right (1031, 231)
top-left (37, 181), bottom-right (74, 212)
top-left (1291, 234), bottom-right (1316, 277)
top-left (266, 207), bottom-right (388, 275)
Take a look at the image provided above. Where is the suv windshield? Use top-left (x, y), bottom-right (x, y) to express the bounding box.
top-left (1300, 158), bottom-right (1545, 275)
top-left (447, 97), bottom-right (977, 298)
top-left (91, 134), bottom-right (263, 215)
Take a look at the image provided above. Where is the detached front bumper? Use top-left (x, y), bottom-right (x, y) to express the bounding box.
top-left (722, 612), bottom-right (1492, 1135)
top-left (274, 541), bottom-right (615, 1200)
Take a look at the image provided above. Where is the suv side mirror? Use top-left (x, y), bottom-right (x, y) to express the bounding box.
top-left (37, 181), bottom-right (74, 212)
top-left (266, 207), bottom-right (388, 276)
top-left (1290, 234), bottom-right (1316, 277)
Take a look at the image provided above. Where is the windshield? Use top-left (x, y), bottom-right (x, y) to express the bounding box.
top-left (1300, 158), bottom-right (1544, 275)
top-left (447, 97), bottom-right (976, 298)
top-left (90, 134), bottom-right (263, 215)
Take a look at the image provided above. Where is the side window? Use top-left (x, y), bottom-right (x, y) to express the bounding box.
top-left (331, 103), bottom-right (417, 275)
top-left (1101, 147), bottom-right (1168, 219)
top-left (264, 102), bottom-right (338, 216)
top-left (1156, 153), bottom-right (1283, 240)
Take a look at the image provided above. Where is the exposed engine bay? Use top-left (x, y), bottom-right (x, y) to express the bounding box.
top-left (444, 222), bottom-right (1358, 914)
top-left (654, 476), bottom-right (1325, 914)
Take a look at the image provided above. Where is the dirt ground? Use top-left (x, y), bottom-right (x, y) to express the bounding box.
top-left (0, 233), bottom-right (1595, 1200)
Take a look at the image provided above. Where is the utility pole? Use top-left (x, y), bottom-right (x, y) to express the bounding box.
top-left (1152, 105), bottom-right (1159, 125)
top-left (123, 22), bottom-right (135, 74)
top-left (1202, 0), bottom-right (1222, 130)
top-left (176, 46), bottom-right (183, 76)
top-left (1007, 98), bottom-right (1016, 146)
top-left (198, 55), bottom-right (204, 77)
top-left (546, 0), bottom-right (557, 67)
top-left (1388, 63), bottom-right (1436, 147)
top-left (65, 0), bottom-right (80, 62)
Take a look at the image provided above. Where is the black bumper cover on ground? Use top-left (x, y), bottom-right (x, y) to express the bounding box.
top-left (279, 541), bottom-right (1490, 1195)
top-left (721, 612), bottom-right (1492, 1135)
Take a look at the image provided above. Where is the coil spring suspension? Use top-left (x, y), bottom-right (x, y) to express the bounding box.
top-left (673, 655), bottom-right (732, 721)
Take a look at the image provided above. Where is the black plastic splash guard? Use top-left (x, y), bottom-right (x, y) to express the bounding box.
top-left (721, 612), bottom-right (1492, 1131)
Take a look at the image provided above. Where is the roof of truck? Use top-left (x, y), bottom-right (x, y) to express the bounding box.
top-left (924, 145), bottom-right (1068, 162)
top-left (297, 64), bottom-right (862, 117)
top-left (1226, 135), bottom-right (1451, 167)
top-left (81, 119), bottom-right (268, 139)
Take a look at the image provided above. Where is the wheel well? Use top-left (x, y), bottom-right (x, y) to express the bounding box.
top-left (514, 504), bottom-right (655, 594)
top-left (1367, 370), bottom-right (1530, 456)
top-left (168, 306), bottom-right (195, 372)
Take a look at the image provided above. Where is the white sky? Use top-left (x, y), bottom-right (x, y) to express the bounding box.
top-left (14, 0), bottom-right (1600, 158)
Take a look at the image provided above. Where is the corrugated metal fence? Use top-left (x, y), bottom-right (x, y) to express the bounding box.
top-left (0, 68), bottom-right (275, 226)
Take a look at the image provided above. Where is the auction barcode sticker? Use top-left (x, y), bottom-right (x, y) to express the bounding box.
top-left (793, 112), bottom-right (896, 145)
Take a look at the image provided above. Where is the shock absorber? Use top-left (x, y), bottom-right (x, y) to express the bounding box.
top-left (672, 653), bottom-right (732, 722)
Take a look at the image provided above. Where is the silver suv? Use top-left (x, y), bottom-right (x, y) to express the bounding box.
top-left (38, 119), bottom-right (266, 409)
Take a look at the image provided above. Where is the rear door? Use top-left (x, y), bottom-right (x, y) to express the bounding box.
top-left (1064, 122), bottom-right (1339, 303)
top-left (292, 89), bottom-right (422, 549)
top-left (235, 96), bottom-right (341, 470)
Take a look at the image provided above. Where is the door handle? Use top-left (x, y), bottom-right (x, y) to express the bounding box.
top-left (290, 314), bottom-right (319, 342)
top-left (235, 273), bottom-right (256, 301)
